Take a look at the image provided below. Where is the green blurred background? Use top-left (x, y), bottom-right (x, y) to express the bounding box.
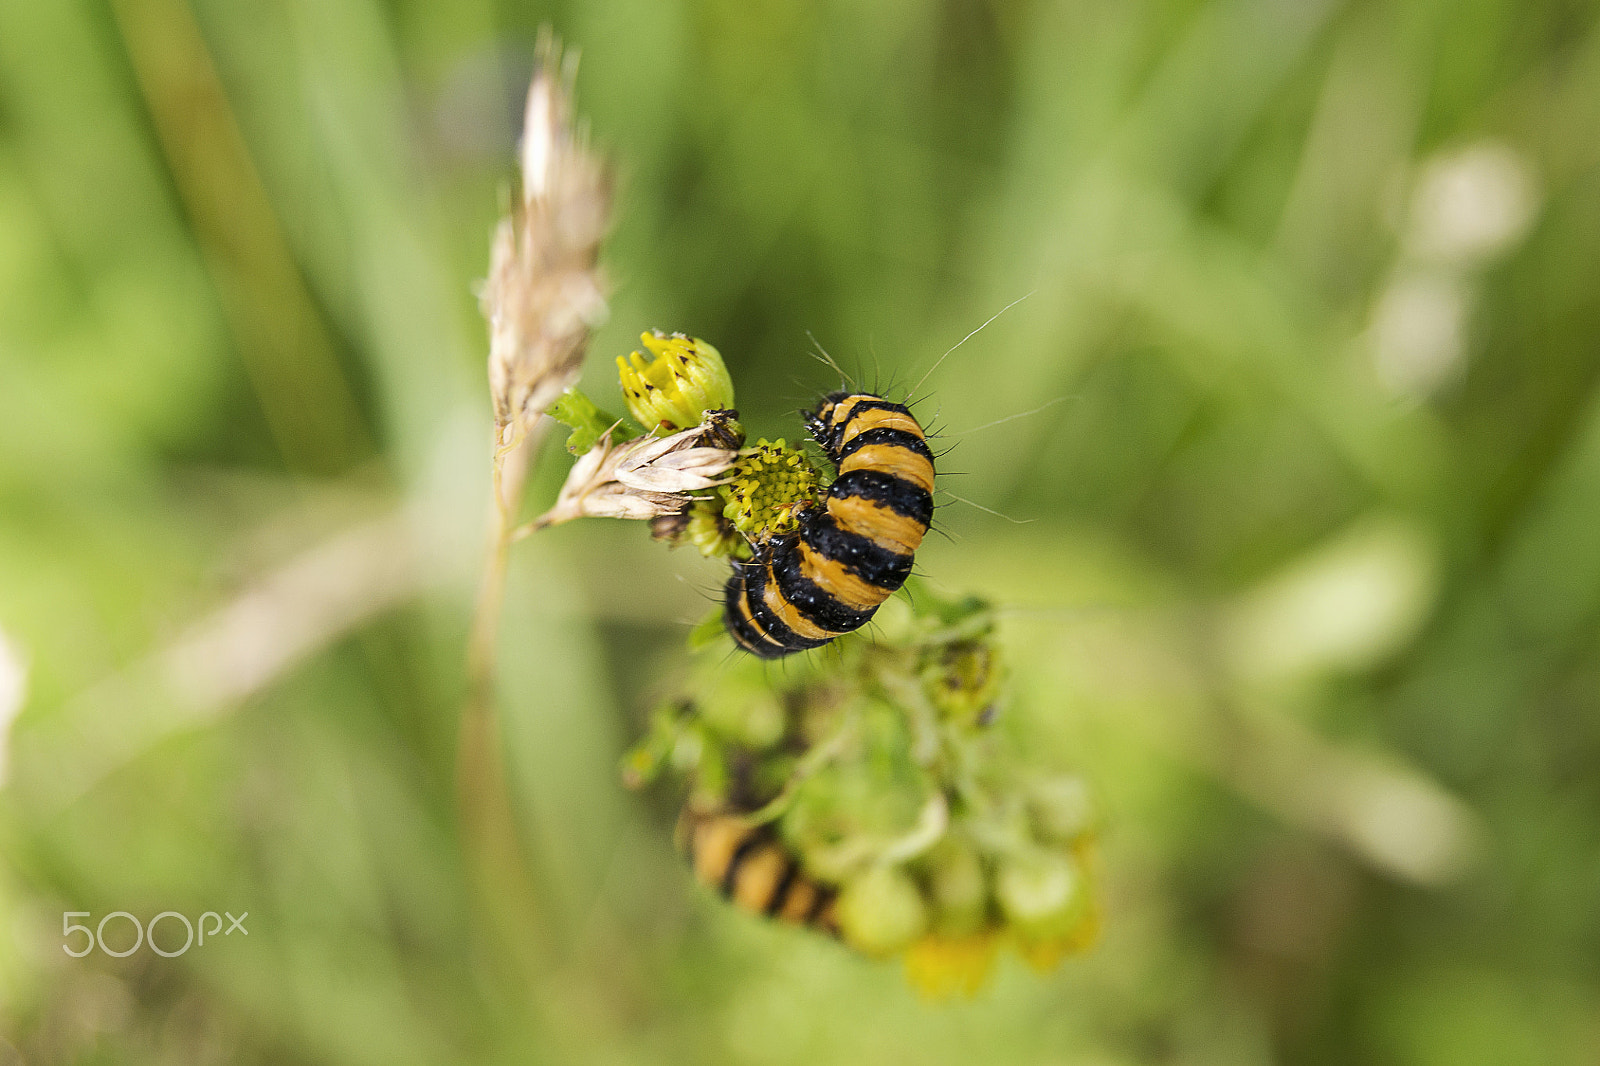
top-left (2, 0), bottom-right (1599, 1062)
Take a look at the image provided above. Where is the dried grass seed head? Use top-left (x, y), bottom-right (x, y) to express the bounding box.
top-left (483, 35), bottom-right (612, 441)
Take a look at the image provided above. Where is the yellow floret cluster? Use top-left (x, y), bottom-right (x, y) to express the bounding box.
top-left (723, 438), bottom-right (823, 543)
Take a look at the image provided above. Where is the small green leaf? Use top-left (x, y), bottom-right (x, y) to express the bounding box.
top-left (548, 388), bottom-right (639, 455)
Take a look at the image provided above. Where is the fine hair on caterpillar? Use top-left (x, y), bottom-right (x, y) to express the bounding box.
top-left (723, 389), bottom-right (935, 658)
top-left (720, 297), bottom-right (1052, 658)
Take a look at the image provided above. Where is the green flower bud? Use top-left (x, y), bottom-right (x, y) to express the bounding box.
top-left (837, 865), bottom-right (929, 957)
top-left (923, 639), bottom-right (1003, 727)
top-left (618, 331), bottom-right (736, 434)
top-left (1027, 775), bottom-right (1094, 845)
top-left (685, 496), bottom-right (746, 559)
top-left (698, 679), bottom-right (785, 750)
top-left (995, 851), bottom-right (1087, 938)
top-left (924, 835), bottom-right (989, 937)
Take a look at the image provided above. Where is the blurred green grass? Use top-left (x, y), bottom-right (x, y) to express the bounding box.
top-left (2, 0), bottom-right (1599, 1062)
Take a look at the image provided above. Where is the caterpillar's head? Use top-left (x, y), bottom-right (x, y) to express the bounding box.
top-left (803, 391), bottom-right (854, 454)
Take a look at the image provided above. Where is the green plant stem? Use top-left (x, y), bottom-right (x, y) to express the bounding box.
top-left (460, 415), bottom-right (550, 983)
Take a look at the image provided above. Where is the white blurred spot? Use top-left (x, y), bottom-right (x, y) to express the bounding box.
top-left (1405, 141), bottom-right (1537, 266)
top-left (1224, 516), bottom-right (1436, 685)
top-left (1371, 272), bottom-right (1468, 399)
top-left (0, 628), bottom-right (26, 786)
top-left (1368, 141), bottom-right (1537, 401)
top-left (1335, 760), bottom-right (1479, 884)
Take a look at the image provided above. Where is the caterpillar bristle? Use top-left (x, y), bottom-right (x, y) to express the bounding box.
top-left (724, 391), bottom-right (934, 659)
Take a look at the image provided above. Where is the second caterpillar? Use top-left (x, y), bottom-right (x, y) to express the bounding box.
top-left (724, 392), bottom-right (935, 658)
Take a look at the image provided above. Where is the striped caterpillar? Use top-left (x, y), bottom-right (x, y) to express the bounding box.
top-left (678, 803), bottom-right (839, 933)
top-left (724, 392), bottom-right (935, 658)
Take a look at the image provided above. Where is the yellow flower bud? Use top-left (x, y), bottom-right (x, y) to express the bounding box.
top-left (617, 331), bottom-right (736, 434)
top-left (903, 932), bottom-right (1000, 1000)
top-left (683, 497), bottom-right (745, 559)
top-left (924, 639), bottom-right (1004, 727)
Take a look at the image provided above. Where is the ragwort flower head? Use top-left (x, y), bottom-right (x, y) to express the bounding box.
top-left (723, 439), bottom-right (823, 544)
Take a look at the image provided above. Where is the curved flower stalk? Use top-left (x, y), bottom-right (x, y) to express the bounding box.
top-left (469, 33), bottom-right (615, 744)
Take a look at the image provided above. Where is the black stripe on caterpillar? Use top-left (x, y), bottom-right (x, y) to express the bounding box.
top-left (677, 804), bottom-right (839, 932)
top-left (724, 392), bottom-right (934, 659)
